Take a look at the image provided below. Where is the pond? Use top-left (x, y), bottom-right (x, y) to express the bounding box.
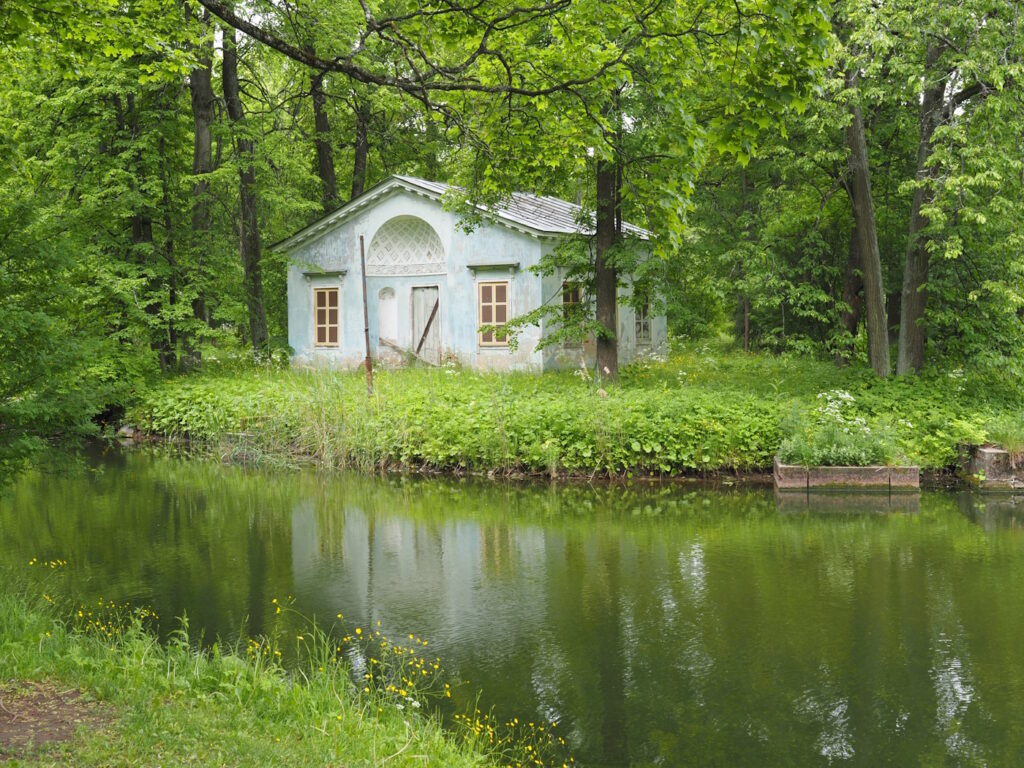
top-left (3, 446), bottom-right (1024, 766)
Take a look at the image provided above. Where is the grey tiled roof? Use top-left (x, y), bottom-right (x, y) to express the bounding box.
top-left (273, 174), bottom-right (651, 252)
top-left (394, 175), bottom-right (651, 239)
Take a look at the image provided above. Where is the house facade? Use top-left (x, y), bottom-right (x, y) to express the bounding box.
top-left (276, 175), bottom-right (667, 371)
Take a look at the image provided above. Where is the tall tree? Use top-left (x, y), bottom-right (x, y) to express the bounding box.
top-left (349, 96), bottom-right (370, 200)
top-left (188, 5), bottom-right (216, 334)
top-left (222, 25), bottom-right (269, 353)
top-left (453, 0), bottom-right (830, 375)
top-left (310, 70), bottom-right (339, 211)
top-left (892, 0), bottom-right (1019, 373)
top-left (844, 69), bottom-right (890, 377)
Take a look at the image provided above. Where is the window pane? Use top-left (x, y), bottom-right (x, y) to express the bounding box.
top-left (482, 305), bottom-right (492, 323)
top-left (496, 305), bottom-right (506, 323)
top-left (328, 290), bottom-right (338, 307)
top-left (317, 309), bottom-right (326, 325)
top-left (328, 327), bottom-right (338, 344)
top-left (496, 283), bottom-right (507, 302)
top-left (316, 291), bottom-right (326, 308)
top-left (317, 327), bottom-right (326, 344)
top-left (482, 330), bottom-right (493, 343)
top-left (328, 309), bottom-right (338, 325)
top-left (481, 285), bottom-right (492, 303)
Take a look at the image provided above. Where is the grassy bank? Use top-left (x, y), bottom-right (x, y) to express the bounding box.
top-left (128, 345), bottom-right (1020, 475)
top-left (0, 592), bottom-right (493, 767)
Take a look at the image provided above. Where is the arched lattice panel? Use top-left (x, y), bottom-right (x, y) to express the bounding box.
top-left (366, 216), bottom-right (445, 276)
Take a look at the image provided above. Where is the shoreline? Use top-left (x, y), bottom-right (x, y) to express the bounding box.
top-left (0, 591), bottom-right (500, 767)
top-left (116, 432), bottom-right (970, 492)
top-left (121, 356), bottom-right (1010, 490)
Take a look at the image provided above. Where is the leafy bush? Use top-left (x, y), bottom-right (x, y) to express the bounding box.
top-left (777, 391), bottom-right (901, 466)
top-left (128, 345), bottom-right (1021, 475)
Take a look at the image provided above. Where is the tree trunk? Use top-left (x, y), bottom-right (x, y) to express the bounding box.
top-left (594, 158), bottom-right (618, 379)
top-left (223, 26), bottom-right (269, 354)
top-left (835, 225), bottom-right (863, 366)
top-left (350, 100), bottom-right (369, 200)
top-left (188, 8), bottom-right (215, 340)
top-left (845, 76), bottom-right (889, 377)
top-left (896, 47), bottom-right (945, 376)
top-left (311, 71), bottom-right (338, 211)
top-left (116, 92), bottom-right (174, 367)
top-left (739, 167), bottom-right (752, 352)
top-left (743, 298), bottom-right (751, 353)
top-left (159, 135), bottom-right (179, 370)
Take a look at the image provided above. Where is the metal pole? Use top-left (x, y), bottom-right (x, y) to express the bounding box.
top-left (360, 235), bottom-right (374, 395)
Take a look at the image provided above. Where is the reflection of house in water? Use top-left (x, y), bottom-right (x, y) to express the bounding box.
top-left (289, 502), bottom-right (550, 651)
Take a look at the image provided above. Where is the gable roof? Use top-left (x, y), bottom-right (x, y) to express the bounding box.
top-left (272, 174), bottom-right (651, 253)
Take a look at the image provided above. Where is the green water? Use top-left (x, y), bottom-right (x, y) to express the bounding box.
top-left (3, 447), bottom-right (1024, 766)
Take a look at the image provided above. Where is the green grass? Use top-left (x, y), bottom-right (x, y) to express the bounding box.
top-left (127, 343), bottom-right (1021, 473)
top-left (0, 591), bottom-right (493, 767)
top-left (985, 412), bottom-right (1024, 465)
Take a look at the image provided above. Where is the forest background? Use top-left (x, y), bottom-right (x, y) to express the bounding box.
top-left (3, 0), bottom-right (1023, 471)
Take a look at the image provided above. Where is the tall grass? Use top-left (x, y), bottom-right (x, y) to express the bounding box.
top-left (985, 413), bottom-right (1024, 467)
top-left (0, 582), bottom-right (573, 768)
top-left (129, 346), bottom-right (1019, 473)
top-left (0, 591), bottom-right (493, 766)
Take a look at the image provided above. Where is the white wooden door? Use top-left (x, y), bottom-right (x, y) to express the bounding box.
top-left (411, 286), bottom-right (441, 365)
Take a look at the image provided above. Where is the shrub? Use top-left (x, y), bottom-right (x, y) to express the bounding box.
top-left (777, 390), bottom-right (903, 467)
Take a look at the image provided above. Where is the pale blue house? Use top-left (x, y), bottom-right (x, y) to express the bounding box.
top-left (276, 175), bottom-right (667, 371)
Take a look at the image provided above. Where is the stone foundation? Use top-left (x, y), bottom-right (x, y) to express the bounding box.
top-left (774, 457), bottom-right (920, 491)
top-left (965, 445), bottom-right (1024, 489)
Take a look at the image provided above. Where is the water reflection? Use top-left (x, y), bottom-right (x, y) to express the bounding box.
top-left (2, 448), bottom-right (1024, 766)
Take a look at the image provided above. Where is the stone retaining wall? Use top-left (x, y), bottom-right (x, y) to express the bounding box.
top-left (774, 457), bottom-right (920, 491)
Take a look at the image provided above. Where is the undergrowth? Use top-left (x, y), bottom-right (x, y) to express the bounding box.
top-left (128, 344), bottom-right (1019, 473)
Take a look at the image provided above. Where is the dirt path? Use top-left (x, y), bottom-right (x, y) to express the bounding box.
top-left (0, 680), bottom-right (109, 762)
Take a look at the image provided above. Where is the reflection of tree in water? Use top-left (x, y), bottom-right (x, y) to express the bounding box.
top-left (479, 522), bottom-right (515, 579)
top-left (0, 449), bottom-right (298, 641)
top-left (5, 452), bottom-right (1024, 766)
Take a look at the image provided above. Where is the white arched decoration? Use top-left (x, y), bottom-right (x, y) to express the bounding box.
top-left (378, 287), bottom-right (397, 342)
top-left (366, 216), bottom-right (445, 276)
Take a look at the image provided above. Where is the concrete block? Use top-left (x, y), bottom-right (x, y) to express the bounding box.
top-left (888, 466), bottom-right (920, 489)
top-left (808, 465), bottom-right (890, 489)
top-left (970, 447), bottom-right (1012, 481)
top-left (774, 457), bottom-right (808, 490)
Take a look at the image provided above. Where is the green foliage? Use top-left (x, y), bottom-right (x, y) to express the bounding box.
top-left (130, 345), bottom-right (1020, 474)
top-left (4, 0), bottom-right (1024, 457)
top-left (778, 390), bottom-right (902, 466)
top-left (0, 590), bottom-right (493, 767)
top-left (132, 365), bottom-right (782, 475)
top-left (984, 413), bottom-right (1024, 465)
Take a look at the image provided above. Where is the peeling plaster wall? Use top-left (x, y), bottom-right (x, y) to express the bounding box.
top-left (287, 189), bottom-right (544, 370)
top-left (285, 187), bottom-right (667, 372)
top-left (538, 242), bottom-right (669, 372)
